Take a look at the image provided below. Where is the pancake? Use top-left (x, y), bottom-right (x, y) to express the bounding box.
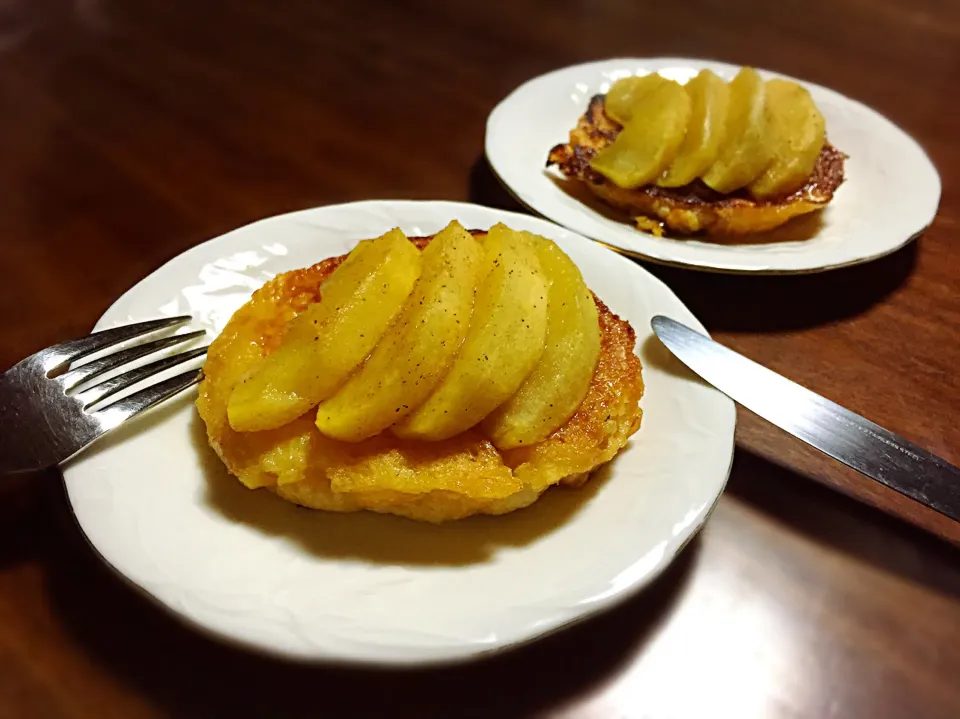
top-left (547, 94), bottom-right (845, 236)
top-left (196, 231), bottom-right (644, 523)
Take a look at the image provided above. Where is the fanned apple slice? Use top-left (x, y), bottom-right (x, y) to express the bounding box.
top-left (483, 234), bottom-right (600, 449)
top-left (393, 224), bottom-right (548, 442)
top-left (227, 228), bottom-right (421, 432)
top-left (748, 79), bottom-right (826, 199)
top-left (604, 73), bottom-right (670, 125)
top-left (315, 221), bottom-right (483, 442)
top-left (590, 81), bottom-right (692, 189)
top-left (658, 69), bottom-right (730, 188)
top-left (702, 67), bottom-right (772, 193)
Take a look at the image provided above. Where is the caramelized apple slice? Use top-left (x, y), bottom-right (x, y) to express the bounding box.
top-left (483, 234), bottom-right (600, 449)
top-left (748, 79), bottom-right (826, 199)
top-left (315, 221), bottom-right (483, 442)
top-left (658, 70), bottom-right (730, 188)
top-left (702, 67), bottom-right (772, 193)
top-left (604, 73), bottom-right (670, 125)
top-left (227, 228), bottom-right (421, 432)
top-left (393, 224), bottom-right (548, 442)
top-left (590, 81), bottom-right (692, 189)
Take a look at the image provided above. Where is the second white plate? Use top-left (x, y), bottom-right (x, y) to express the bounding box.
top-left (486, 58), bottom-right (941, 274)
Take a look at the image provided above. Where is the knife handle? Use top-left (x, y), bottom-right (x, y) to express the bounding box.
top-left (823, 462), bottom-right (960, 545)
top-left (739, 417), bottom-right (960, 546)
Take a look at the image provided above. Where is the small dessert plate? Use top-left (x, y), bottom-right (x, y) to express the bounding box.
top-left (486, 58), bottom-right (941, 274)
top-left (62, 201), bottom-right (734, 665)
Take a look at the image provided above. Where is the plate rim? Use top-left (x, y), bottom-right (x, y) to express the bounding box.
top-left (63, 199), bottom-right (736, 666)
top-left (485, 56), bottom-right (942, 274)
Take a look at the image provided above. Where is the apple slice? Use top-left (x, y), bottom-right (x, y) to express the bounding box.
top-left (393, 224), bottom-right (548, 442)
top-left (748, 79), bottom-right (826, 199)
top-left (315, 221), bottom-right (483, 442)
top-left (604, 73), bottom-right (670, 125)
top-left (483, 234), bottom-right (600, 449)
top-left (590, 80), bottom-right (692, 189)
top-left (702, 67), bottom-right (772, 193)
top-left (657, 69), bottom-right (730, 188)
top-left (227, 228), bottom-right (421, 432)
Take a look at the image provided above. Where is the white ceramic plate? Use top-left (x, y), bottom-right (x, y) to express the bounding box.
top-left (486, 58), bottom-right (941, 274)
top-left (62, 200), bottom-right (735, 665)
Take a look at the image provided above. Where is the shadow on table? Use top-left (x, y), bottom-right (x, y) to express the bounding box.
top-left (0, 469), bottom-right (57, 569)
top-left (643, 243), bottom-right (918, 332)
top-left (41, 480), bottom-right (698, 718)
top-left (467, 154), bottom-right (920, 333)
top-left (726, 448), bottom-right (960, 599)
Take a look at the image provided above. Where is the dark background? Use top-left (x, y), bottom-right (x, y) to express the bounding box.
top-left (0, 0), bottom-right (958, 716)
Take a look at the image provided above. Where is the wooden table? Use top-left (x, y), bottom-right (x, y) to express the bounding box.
top-left (1, 0), bottom-right (958, 716)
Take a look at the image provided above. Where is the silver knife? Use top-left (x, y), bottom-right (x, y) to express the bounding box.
top-left (651, 315), bottom-right (960, 524)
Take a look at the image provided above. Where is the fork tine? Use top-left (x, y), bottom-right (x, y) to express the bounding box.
top-left (60, 330), bottom-right (206, 391)
top-left (80, 346), bottom-right (208, 409)
top-left (91, 367), bottom-right (205, 431)
top-left (46, 316), bottom-right (193, 372)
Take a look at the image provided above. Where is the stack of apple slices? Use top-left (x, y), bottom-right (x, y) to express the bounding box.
top-left (590, 67), bottom-right (826, 199)
top-left (227, 221), bottom-right (601, 449)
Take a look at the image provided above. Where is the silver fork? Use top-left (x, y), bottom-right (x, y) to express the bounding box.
top-left (0, 316), bottom-right (207, 474)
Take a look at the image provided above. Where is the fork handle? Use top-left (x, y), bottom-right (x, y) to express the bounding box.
top-left (0, 369), bottom-right (84, 474)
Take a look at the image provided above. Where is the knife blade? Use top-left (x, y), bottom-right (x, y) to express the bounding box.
top-left (651, 315), bottom-right (960, 524)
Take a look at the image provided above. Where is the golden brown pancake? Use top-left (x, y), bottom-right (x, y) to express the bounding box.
top-left (547, 94), bottom-right (845, 236)
top-left (196, 231), bottom-right (644, 523)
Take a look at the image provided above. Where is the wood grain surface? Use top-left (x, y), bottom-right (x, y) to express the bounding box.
top-left (1, 0), bottom-right (959, 716)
